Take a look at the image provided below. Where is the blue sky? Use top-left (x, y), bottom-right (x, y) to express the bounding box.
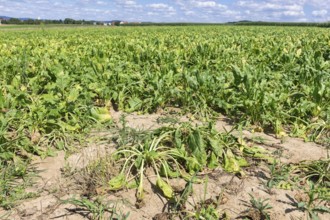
top-left (0, 0), bottom-right (329, 22)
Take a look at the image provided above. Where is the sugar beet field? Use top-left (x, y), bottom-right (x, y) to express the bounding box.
top-left (0, 26), bottom-right (329, 219)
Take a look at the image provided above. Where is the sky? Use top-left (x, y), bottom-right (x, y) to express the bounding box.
top-left (0, 0), bottom-right (329, 23)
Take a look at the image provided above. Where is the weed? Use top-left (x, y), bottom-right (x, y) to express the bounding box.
top-left (293, 182), bottom-right (330, 220)
top-left (115, 114), bottom-right (150, 147)
top-left (61, 197), bottom-right (130, 220)
top-left (242, 194), bottom-right (273, 220)
top-left (266, 159), bottom-right (291, 190)
top-left (157, 115), bottom-right (180, 125)
top-left (0, 160), bottom-right (37, 209)
top-left (171, 176), bottom-right (221, 220)
top-left (189, 177), bottom-right (220, 220)
top-left (298, 159), bottom-right (330, 186)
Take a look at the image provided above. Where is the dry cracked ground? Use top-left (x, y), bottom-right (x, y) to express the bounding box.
top-left (0, 109), bottom-right (329, 220)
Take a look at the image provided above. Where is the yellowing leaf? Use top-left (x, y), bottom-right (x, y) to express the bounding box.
top-left (91, 107), bottom-right (112, 123)
top-left (109, 174), bottom-right (126, 190)
top-left (224, 149), bottom-right (240, 173)
top-left (296, 48), bottom-right (302, 57)
top-left (156, 176), bottom-right (173, 199)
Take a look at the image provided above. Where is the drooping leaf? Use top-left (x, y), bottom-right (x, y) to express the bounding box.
top-left (156, 176), bottom-right (174, 199)
top-left (188, 128), bottom-right (207, 167)
top-left (224, 149), bottom-right (241, 173)
top-left (108, 174), bottom-right (126, 190)
top-left (208, 152), bottom-right (220, 169)
top-left (160, 162), bottom-right (180, 178)
top-left (91, 107), bottom-right (112, 123)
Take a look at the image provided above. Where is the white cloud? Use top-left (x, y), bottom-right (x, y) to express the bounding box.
top-left (235, 0), bottom-right (307, 21)
top-left (282, 10), bottom-right (304, 17)
top-left (312, 10), bottom-right (327, 17)
top-left (96, 1), bottom-right (106, 5)
top-left (191, 0), bottom-right (227, 9)
top-left (195, 1), bottom-right (217, 7)
top-left (0, 0), bottom-right (329, 23)
top-left (147, 3), bottom-right (176, 16)
top-left (123, 1), bottom-right (136, 6)
top-left (148, 3), bottom-right (168, 9)
top-left (184, 10), bottom-right (195, 15)
top-left (237, 1), bottom-right (303, 12)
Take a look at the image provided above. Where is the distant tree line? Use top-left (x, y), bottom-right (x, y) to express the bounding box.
top-left (122, 22), bottom-right (226, 26)
top-left (229, 21), bottom-right (330, 27)
top-left (0, 18), bottom-right (98, 25)
top-left (1, 17), bottom-right (329, 27)
top-left (121, 21), bottom-right (330, 27)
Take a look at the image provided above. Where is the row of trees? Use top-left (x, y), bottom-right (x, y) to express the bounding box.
top-left (1, 17), bottom-right (329, 27)
top-left (0, 18), bottom-right (99, 25)
top-left (229, 21), bottom-right (330, 27)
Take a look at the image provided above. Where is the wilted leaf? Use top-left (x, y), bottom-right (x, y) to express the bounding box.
top-left (91, 107), bottom-right (112, 123)
top-left (156, 176), bottom-right (174, 199)
top-left (109, 174), bottom-right (126, 190)
top-left (224, 149), bottom-right (241, 173)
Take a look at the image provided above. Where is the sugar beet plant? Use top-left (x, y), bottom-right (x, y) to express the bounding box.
top-left (108, 122), bottom-right (273, 205)
top-left (0, 26), bottom-right (329, 207)
top-left (1, 27), bottom-right (329, 151)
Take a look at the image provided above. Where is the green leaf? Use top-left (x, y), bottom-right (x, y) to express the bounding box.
top-left (126, 97), bottom-right (142, 112)
top-left (67, 88), bottom-right (80, 103)
top-left (237, 157), bottom-right (249, 167)
top-left (135, 155), bottom-right (143, 168)
top-left (310, 212), bottom-right (320, 220)
top-left (156, 176), bottom-right (174, 199)
top-left (174, 128), bottom-right (182, 147)
top-left (296, 48), bottom-right (302, 57)
top-left (186, 156), bottom-right (202, 173)
top-left (297, 202), bottom-right (306, 208)
top-left (126, 179), bottom-right (138, 189)
top-left (208, 137), bottom-right (223, 157)
top-left (277, 181), bottom-right (292, 190)
top-left (243, 146), bottom-right (274, 163)
top-left (224, 149), bottom-right (241, 173)
top-left (313, 206), bottom-right (330, 213)
top-left (58, 121), bottom-right (80, 131)
top-left (160, 162), bottom-right (180, 178)
top-left (188, 128), bottom-right (207, 167)
top-left (181, 171), bottom-right (203, 183)
top-left (0, 152), bottom-right (15, 160)
top-left (108, 174), bottom-right (126, 190)
top-left (91, 107), bottom-right (112, 123)
top-left (208, 152), bottom-right (220, 169)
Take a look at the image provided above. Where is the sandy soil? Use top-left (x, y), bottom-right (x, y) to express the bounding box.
top-left (0, 110), bottom-right (328, 220)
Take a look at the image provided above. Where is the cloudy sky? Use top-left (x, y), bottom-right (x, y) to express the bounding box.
top-left (0, 0), bottom-right (329, 22)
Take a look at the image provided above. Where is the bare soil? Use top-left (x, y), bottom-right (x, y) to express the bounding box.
top-left (0, 110), bottom-right (329, 220)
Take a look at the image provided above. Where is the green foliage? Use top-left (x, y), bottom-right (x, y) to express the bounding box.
top-left (244, 194), bottom-right (273, 220)
top-left (266, 159), bottom-right (292, 190)
top-left (293, 182), bottom-right (330, 220)
top-left (1, 26), bottom-right (329, 153)
top-left (171, 176), bottom-right (222, 220)
top-left (0, 161), bottom-right (37, 209)
top-left (61, 197), bottom-right (130, 220)
top-left (265, 159), bottom-right (330, 192)
top-left (1, 25), bottom-right (330, 209)
top-left (108, 122), bottom-right (273, 205)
